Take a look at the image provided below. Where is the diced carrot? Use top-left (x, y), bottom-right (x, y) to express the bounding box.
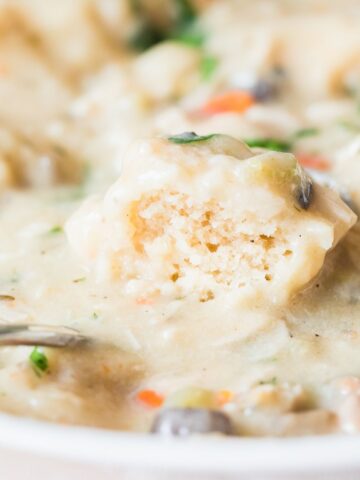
top-left (202, 90), bottom-right (255, 115)
top-left (136, 389), bottom-right (164, 408)
top-left (136, 297), bottom-right (155, 306)
top-left (297, 153), bottom-right (330, 172)
top-left (216, 390), bottom-right (234, 406)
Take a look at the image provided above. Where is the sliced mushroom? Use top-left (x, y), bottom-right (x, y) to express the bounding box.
top-left (230, 67), bottom-right (286, 102)
top-left (296, 165), bottom-right (313, 210)
top-left (151, 408), bottom-right (233, 436)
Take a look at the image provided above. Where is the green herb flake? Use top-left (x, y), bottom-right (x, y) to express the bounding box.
top-left (73, 277), bottom-right (86, 283)
top-left (172, 0), bottom-right (202, 45)
top-left (245, 138), bottom-right (292, 152)
top-left (200, 55), bottom-right (218, 81)
top-left (48, 225), bottom-right (63, 235)
top-left (128, 0), bottom-right (199, 51)
top-left (29, 347), bottom-right (49, 376)
top-left (168, 132), bottom-right (216, 144)
top-left (258, 377), bottom-right (277, 386)
top-left (174, 0), bottom-right (197, 27)
top-left (92, 312), bottom-right (98, 320)
top-left (175, 25), bottom-right (205, 47)
top-left (292, 128), bottom-right (320, 139)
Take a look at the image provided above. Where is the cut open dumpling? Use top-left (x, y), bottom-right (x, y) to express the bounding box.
top-left (66, 133), bottom-right (357, 306)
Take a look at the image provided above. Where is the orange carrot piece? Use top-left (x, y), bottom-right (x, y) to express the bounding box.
top-left (136, 297), bottom-right (155, 306)
top-left (297, 153), bottom-right (330, 172)
top-left (216, 390), bottom-right (234, 406)
top-left (136, 389), bottom-right (164, 408)
top-left (202, 91), bottom-right (255, 115)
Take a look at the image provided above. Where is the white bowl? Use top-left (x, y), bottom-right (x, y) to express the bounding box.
top-left (0, 412), bottom-right (359, 480)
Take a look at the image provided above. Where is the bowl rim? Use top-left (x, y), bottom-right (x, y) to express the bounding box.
top-left (0, 412), bottom-right (359, 474)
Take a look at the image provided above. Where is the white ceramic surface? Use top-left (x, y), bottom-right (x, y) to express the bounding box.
top-left (0, 412), bottom-right (360, 479)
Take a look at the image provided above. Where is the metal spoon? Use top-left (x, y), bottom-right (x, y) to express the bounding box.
top-left (0, 324), bottom-right (89, 348)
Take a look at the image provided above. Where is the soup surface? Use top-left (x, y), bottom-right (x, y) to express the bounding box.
top-left (0, 0), bottom-right (360, 437)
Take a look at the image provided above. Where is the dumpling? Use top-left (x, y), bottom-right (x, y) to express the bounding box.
top-left (66, 133), bottom-right (356, 306)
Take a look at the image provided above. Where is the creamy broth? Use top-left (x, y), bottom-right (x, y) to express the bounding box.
top-left (0, 0), bottom-right (359, 437)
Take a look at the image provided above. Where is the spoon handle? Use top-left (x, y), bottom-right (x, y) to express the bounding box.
top-left (0, 324), bottom-right (88, 347)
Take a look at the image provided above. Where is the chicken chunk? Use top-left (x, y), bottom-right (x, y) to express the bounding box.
top-left (3, 0), bottom-right (118, 78)
top-left (0, 126), bottom-right (84, 188)
top-left (66, 133), bottom-right (356, 306)
top-left (133, 42), bottom-right (201, 102)
top-left (0, 6), bottom-right (72, 129)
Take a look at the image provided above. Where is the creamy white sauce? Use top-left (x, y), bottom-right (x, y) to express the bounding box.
top-left (0, 0), bottom-right (358, 437)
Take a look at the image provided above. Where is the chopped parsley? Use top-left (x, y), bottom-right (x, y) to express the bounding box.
top-left (292, 127), bottom-right (320, 139)
top-left (175, 24), bottom-right (206, 47)
top-left (258, 377), bottom-right (277, 386)
top-left (29, 347), bottom-right (49, 376)
top-left (168, 132), bottom-right (216, 144)
top-left (174, 0), bottom-right (197, 27)
top-left (128, 0), bottom-right (199, 51)
top-left (48, 225), bottom-right (63, 235)
top-left (245, 128), bottom-right (318, 155)
top-left (200, 55), bottom-right (218, 81)
top-left (245, 138), bottom-right (292, 152)
top-left (73, 277), bottom-right (86, 283)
